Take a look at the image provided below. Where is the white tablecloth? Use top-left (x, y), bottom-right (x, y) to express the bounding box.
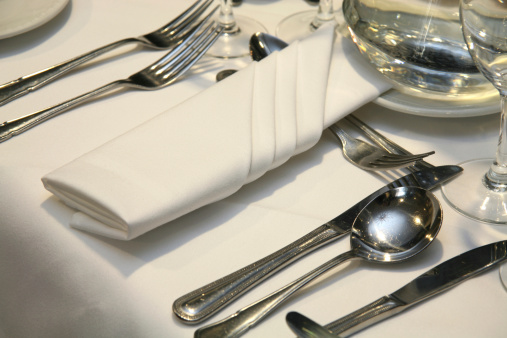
top-left (1, 0), bottom-right (506, 337)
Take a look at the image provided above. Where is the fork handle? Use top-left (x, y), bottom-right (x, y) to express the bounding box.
top-left (0, 38), bottom-right (138, 107)
top-left (0, 80), bottom-right (126, 143)
top-left (173, 224), bottom-right (347, 323)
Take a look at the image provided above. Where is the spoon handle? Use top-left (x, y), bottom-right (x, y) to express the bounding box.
top-left (194, 251), bottom-right (357, 338)
top-left (173, 224), bottom-right (348, 323)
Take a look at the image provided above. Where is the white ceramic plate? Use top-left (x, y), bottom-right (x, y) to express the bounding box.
top-left (0, 0), bottom-right (69, 40)
top-left (373, 88), bottom-right (501, 118)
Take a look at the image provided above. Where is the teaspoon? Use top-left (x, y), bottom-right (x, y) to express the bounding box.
top-left (194, 186), bottom-right (443, 337)
top-left (215, 32), bottom-right (288, 82)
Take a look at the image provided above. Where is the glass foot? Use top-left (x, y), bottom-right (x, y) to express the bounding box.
top-left (206, 15), bottom-right (267, 59)
top-left (275, 10), bottom-right (319, 44)
top-left (501, 264), bottom-right (507, 291)
top-left (276, 9), bottom-right (340, 44)
top-left (441, 158), bottom-right (507, 224)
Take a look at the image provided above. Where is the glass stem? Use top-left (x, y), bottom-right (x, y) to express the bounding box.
top-left (485, 94), bottom-right (507, 191)
top-left (218, 0), bottom-right (240, 34)
top-left (311, 0), bottom-right (335, 30)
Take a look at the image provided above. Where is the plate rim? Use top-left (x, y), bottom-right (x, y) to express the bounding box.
top-left (0, 0), bottom-right (69, 40)
top-left (373, 88), bottom-right (501, 118)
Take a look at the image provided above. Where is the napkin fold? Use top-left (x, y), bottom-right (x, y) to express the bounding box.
top-left (42, 25), bottom-right (391, 240)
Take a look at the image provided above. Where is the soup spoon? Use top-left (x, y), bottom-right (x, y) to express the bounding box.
top-left (194, 186), bottom-right (443, 337)
top-left (249, 32), bottom-right (288, 61)
top-left (215, 32), bottom-right (288, 81)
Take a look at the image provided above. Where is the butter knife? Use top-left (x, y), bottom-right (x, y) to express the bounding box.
top-left (322, 240), bottom-right (507, 336)
top-left (173, 165), bottom-right (462, 323)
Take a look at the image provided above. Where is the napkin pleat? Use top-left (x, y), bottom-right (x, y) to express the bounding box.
top-left (43, 25), bottom-right (391, 240)
top-left (273, 45), bottom-right (298, 168)
top-left (294, 25), bottom-right (334, 155)
top-left (247, 51), bottom-right (278, 183)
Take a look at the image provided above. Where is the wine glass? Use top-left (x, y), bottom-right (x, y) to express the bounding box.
top-left (206, 0), bottom-right (267, 58)
top-left (441, 0), bottom-right (507, 224)
top-left (275, 0), bottom-right (337, 43)
top-left (439, 0), bottom-right (507, 291)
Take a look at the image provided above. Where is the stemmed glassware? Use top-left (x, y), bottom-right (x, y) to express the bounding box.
top-left (206, 0), bottom-right (267, 58)
top-left (441, 0), bottom-right (507, 224)
top-left (444, 0), bottom-right (507, 288)
top-left (275, 0), bottom-right (337, 43)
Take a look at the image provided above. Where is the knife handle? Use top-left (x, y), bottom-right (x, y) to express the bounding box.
top-left (324, 295), bottom-right (405, 336)
top-left (173, 224), bottom-right (347, 323)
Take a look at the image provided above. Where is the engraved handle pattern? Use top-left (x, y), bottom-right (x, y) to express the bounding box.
top-left (0, 80), bottom-right (126, 142)
top-left (324, 295), bottom-right (404, 336)
top-left (194, 251), bottom-right (357, 337)
top-left (173, 224), bottom-right (349, 323)
top-left (0, 38), bottom-right (137, 107)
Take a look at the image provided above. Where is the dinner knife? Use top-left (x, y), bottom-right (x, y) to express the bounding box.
top-left (173, 165), bottom-right (462, 323)
top-left (322, 240), bottom-right (507, 336)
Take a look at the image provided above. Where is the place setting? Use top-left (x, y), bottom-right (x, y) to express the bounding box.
top-left (1, 0), bottom-right (506, 337)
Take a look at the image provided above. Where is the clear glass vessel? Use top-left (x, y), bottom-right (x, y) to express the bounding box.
top-left (275, 0), bottom-right (337, 44)
top-left (206, 0), bottom-right (266, 58)
top-left (342, 0), bottom-right (496, 99)
top-left (441, 0), bottom-right (507, 225)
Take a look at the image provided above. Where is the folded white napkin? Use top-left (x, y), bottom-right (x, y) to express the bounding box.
top-left (42, 25), bottom-right (391, 240)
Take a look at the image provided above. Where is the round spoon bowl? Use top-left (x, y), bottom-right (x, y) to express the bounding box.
top-left (352, 186), bottom-right (442, 263)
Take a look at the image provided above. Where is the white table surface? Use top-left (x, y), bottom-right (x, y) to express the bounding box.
top-left (1, 0), bottom-right (507, 337)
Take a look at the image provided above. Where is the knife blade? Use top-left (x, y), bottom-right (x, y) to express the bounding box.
top-left (324, 240), bottom-right (507, 336)
top-left (173, 165), bottom-right (463, 323)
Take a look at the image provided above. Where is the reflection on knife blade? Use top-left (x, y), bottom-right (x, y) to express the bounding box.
top-left (173, 165), bottom-right (462, 323)
top-left (324, 240), bottom-right (507, 336)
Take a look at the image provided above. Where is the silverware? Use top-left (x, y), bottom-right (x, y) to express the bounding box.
top-left (194, 186), bottom-right (442, 338)
top-left (320, 240), bottom-right (507, 336)
top-left (345, 115), bottom-right (434, 171)
top-left (328, 124), bottom-right (434, 171)
top-left (172, 165), bottom-right (461, 324)
top-left (286, 312), bottom-right (337, 338)
top-left (249, 31), bottom-right (288, 62)
top-left (0, 0), bottom-right (214, 107)
top-left (0, 12), bottom-right (221, 143)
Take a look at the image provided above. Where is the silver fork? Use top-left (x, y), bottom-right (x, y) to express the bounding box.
top-left (0, 0), bottom-right (215, 107)
top-left (344, 115), bottom-right (435, 171)
top-left (328, 123), bottom-right (434, 171)
top-left (0, 13), bottom-right (222, 143)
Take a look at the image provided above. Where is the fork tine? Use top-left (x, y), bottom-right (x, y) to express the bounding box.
top-left (164, 24), bottom-right (223, 83)
top-left (146, 7), bottom-right (219, 74)
top-left (372, 156), bottom-right (431, 166)
top-left (159, 0), bottom-right (215, 36)
top-left (369, 156), bottom-right (430, 167)
top-left (375, 151), bottom-right (435, 163)
top-left (369, 161), bottom-right (418, 169)
top-left (345, 115), bottom-right (434, 170)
